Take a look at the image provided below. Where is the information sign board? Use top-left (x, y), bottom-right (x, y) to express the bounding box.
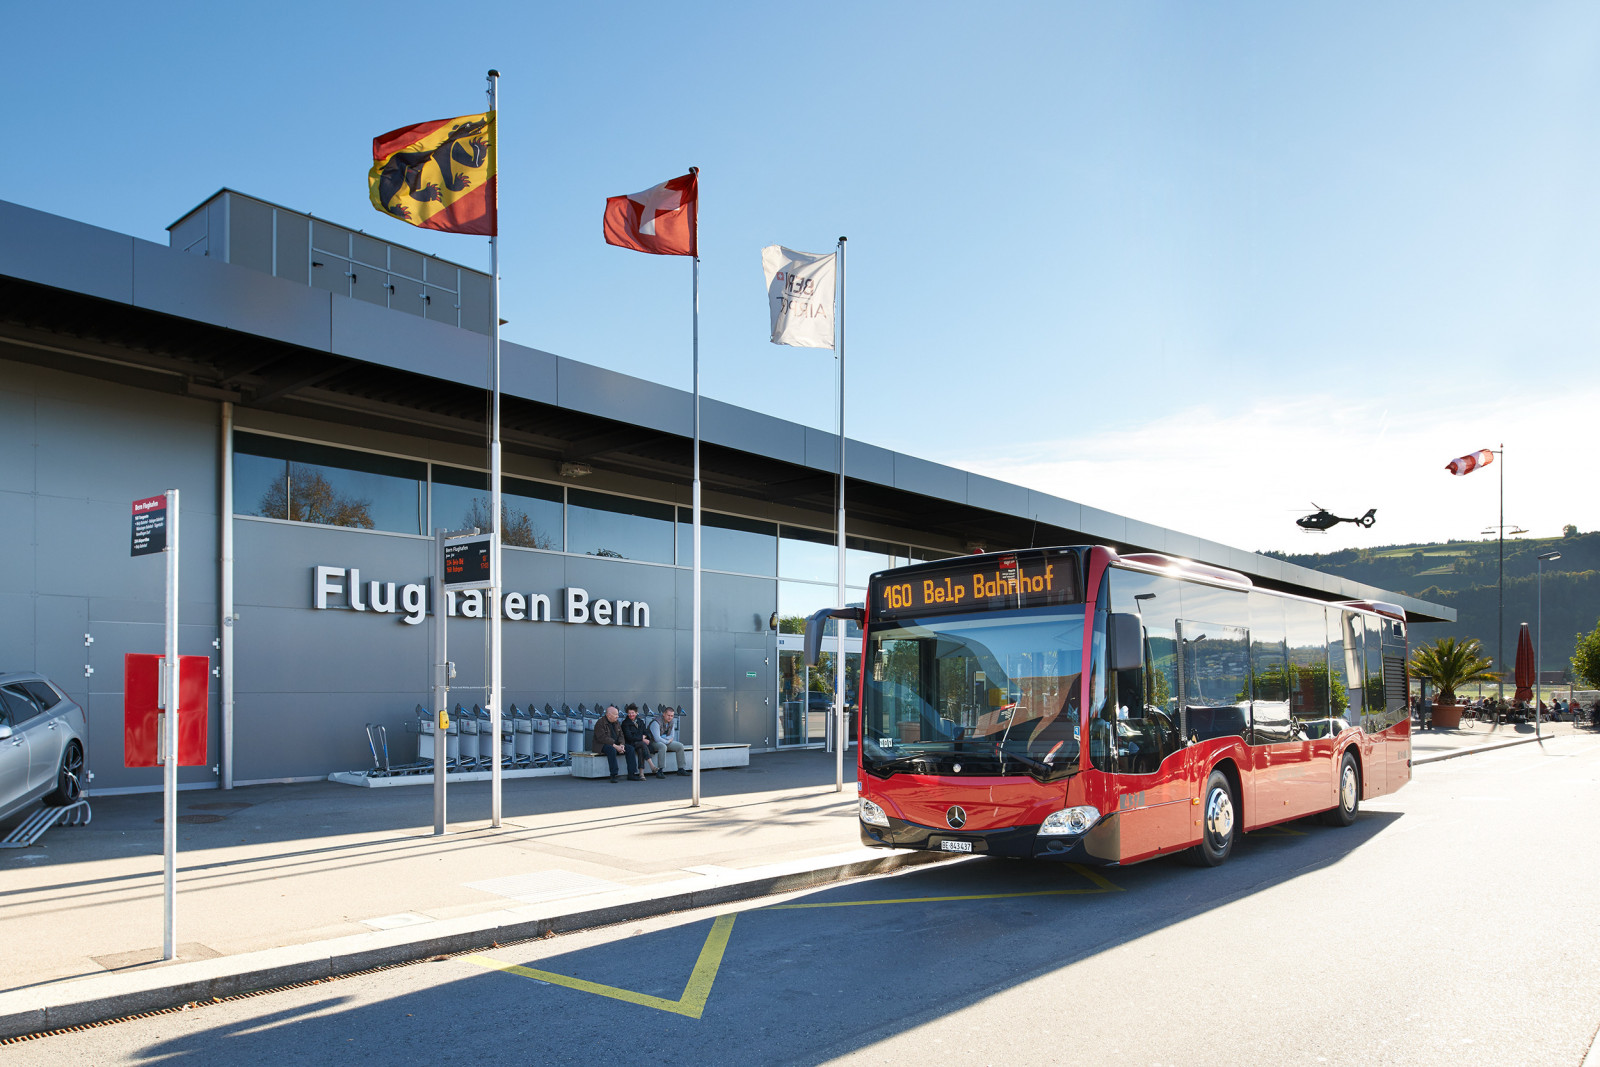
top-left (131, 496), bottom-right (168, 556)
top-left (443, 533), bottom-right (494, 589)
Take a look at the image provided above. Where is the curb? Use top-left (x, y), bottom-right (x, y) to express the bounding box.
top-left (1413, 734), bottom-right (1550, 765)
top-left (0, 847), bottom-right (946, 1041)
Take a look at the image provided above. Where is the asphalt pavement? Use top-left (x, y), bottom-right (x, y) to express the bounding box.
top-left (0, 723), bottom-right (1593, 1040)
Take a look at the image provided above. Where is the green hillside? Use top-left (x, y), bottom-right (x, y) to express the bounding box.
top-left (1261, 529), bottom-right (1600, 680)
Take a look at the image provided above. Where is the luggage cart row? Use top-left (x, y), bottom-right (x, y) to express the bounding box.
top-left (362, 702), bottom-right (689, 779)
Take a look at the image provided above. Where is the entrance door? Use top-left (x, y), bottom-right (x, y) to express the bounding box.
top-left (776, 634), bottom-right (860, 748)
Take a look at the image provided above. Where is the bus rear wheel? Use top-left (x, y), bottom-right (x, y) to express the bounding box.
top-left (1321, 752), bottom-right (1360, 827)
top-left (1184, 769), bottom-right (1236, 867)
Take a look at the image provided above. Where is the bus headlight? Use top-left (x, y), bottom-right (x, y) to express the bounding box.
top-left (1038, 805), bottom-right (1100, 836)
top-left (859, 797), bottom-right (890, 827)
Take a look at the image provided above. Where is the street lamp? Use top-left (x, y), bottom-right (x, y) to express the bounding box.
top-left (1537, 549), bottom-right (1561, 738)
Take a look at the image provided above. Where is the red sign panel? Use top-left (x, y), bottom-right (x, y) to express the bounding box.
top-left (124, 654), bottom-right (210, 767)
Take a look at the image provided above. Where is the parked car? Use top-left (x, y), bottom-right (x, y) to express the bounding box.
top-left (0, 672), bottom-right (87, 824)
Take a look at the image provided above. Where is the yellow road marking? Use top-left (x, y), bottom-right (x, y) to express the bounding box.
top-left (463, 912), bottom-right (736, 1019)
top-left (765, 864), bottom-right (1121, 908)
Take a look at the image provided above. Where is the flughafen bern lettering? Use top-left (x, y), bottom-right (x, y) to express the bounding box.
top-left (311, 566), bottom-right (651, 628)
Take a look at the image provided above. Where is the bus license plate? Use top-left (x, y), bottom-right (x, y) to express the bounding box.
top-left (940, 839), bottom-right (972, 853)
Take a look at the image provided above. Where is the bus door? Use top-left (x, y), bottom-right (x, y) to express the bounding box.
top-left (1103, 611), bottom-right (1195, 859)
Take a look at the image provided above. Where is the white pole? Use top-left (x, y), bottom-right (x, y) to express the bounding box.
top-left (834, 236), bottom-right (847, 794)
top-left (487, 69), bottom-right (503, 828)
top-left (1537, 563), bottom-right (1544, 740)
top-left (220, 403), bottom-right (235, 790)
top-left (162, 487), bottom-right (180, 961)
top-left (691, 235), bottom-right (703, 808)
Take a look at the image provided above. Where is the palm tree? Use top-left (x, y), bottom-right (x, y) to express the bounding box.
top-left (1409, 636), bottom-right (1498, 705)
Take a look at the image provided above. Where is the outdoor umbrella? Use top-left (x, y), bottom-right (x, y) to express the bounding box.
top-left (1513, 622), bottom-right (1535, 703)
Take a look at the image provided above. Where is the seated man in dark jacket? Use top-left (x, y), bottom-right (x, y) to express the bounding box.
top-left (593, 705), bottom-right (637, 783)
top-left (622, 703), bottom-right (666, 780)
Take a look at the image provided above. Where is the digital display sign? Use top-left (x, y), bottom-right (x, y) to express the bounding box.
top-left (443, 534), bottom-right (493, 589)
top-left (870, 551), bottom-right (1082, 619)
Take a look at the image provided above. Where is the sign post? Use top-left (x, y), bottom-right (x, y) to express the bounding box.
top-left (436, 530), bottom-right (492, 835)
top-left (133, 491), bottom-right (180, 961)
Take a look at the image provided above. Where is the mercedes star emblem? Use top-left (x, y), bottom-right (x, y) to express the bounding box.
top-left (946, 805), bottom-right (967, 829)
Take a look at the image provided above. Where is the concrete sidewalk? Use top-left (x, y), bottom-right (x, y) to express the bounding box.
top-left (3, 728), bottom-right (1596, 1039)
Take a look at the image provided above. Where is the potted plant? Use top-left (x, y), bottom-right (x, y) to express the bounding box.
top-left (1409, 636), bottom-right (1498, 729)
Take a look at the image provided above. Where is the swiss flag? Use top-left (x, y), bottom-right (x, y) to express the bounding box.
top-left (603, 171), bottom-right (697, 256)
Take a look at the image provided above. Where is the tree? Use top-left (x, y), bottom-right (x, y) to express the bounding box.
top-left (462, 497), bottom-right (556, 549)
top-left (1564, 524), bottom-right (1579, 538)
top-left (1573, 619), bottom-right (1600, 689)
top-left (1409, 636), bottom-right (1498, 704)
top-left (257, 465), bottom-right (373, 528)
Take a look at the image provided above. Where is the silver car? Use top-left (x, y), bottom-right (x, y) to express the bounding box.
top-left (0, 672), bottom-right (87, 823)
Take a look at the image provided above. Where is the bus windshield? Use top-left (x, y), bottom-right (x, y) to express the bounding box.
top-left (862, 606), bottom-right (1088, 781)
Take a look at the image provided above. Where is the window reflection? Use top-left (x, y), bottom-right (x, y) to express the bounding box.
top-left (780, 526), bottom-right (837, 582)
top-left (567, 488), bottom-right (673, 563)
top-left (431, 467), bottom-right (562, 549)
top-left (677, 511), bottom-right (777, 575)
top-left (234, 432), bottom-right (423, 534)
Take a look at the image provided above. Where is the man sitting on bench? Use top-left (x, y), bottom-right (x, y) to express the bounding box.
top-left (650, 706), bottom-right (691, 777)
top-left (623, 703), bottom-right (666, 780)
top-left (594, 705), bottom-right (637, 783)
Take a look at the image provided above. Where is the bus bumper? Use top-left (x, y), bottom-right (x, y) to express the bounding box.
top-left (860, 813), bottom-right (1121, 865)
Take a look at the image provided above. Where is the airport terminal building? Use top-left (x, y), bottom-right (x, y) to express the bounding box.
top-left (0, 191), bottom-right (1452, 795)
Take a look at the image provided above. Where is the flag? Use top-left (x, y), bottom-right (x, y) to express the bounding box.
top-left (762, 246), bottom-right (836, 349)
top-left (369, 113), bottom-right (496, 235)
top-left (1445, 449), bottom-right (1494, 476)
top-left (603, 172), bottom-right (697, 256)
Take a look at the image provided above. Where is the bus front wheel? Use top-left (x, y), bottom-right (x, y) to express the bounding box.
top-left (1184, 769), bottom-right (1236, 867)
top-left (1321, 752), bottom-right (1360, 827)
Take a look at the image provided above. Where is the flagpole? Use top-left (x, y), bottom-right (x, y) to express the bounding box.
top-left (834, 236), bottom-right (847, 794)
top-left (691, 176), bottom-right (703, 808)
top-left (487, 68), bottom-right (503, 828)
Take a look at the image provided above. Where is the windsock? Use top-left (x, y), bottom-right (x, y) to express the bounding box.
top-left (1445, 449), bottom-right (1495, 476)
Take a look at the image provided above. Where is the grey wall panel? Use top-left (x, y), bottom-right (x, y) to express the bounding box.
top-left (34, 595), bottom-right (88, 709)
top-left (0, 491), bottom-right (35, 594)
top-left (691, 572), bottom-right (776, 635)
top-left (893, 455), bottom-right (966, 501)
top-left (501, 625), bottom-right (565, 702)
top-left (1027, 491), bottom-right (1082, 534)
top-left (132, 240), bottom-right (332, 353)
top-left (0, 594), bottom-right (33, 669)
top-left (1165, 530), bottom-right (1202, 561)
top-left (234, 604), bottom-right (429, 696)
top-left (0, 201), bottom-right (134, 305)
top-left (1079, 505), bottom-right (1127, 543)
top-left (274, 211), bottom-right (309, 284)
top-left (1124, 520), bottom-right (1168, 553)
top-left (803, 426), bottom-right (838, 473)
top-left (704, 399), bottom-right (805, 465)
top-left (562, 622), bottom-right (676, 707)
top-left (847, 440), bottom-right (896, 487)
top-left (734, 646), bottom-right (770, 693)
top-left (500, 343), bottom-right (559, 405)
top-left (557, 358), bottom-right (691, 434)
top-left (561, 556), bottom-right (676, 626)
top-left (0, 381), bottom-right (36, 493)
top-left (967, 473), bottom-right (1028, 516)
top-left (331, 295), bottom-right (485, 385)
top-left (678, 630), bottom-right (745, 744)
top-left (232, 689), bottom-right (418, 782)
top-left (228, 194), bottom-right (274, 275)
top-left (234, 520), bottom-right (431, 610)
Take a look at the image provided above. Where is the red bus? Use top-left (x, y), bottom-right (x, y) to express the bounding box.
top-left (805, 546), bottom-right (1410, 867)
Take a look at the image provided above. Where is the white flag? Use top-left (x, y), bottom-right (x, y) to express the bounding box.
top-left (762, 245), bottom-right (836, 349)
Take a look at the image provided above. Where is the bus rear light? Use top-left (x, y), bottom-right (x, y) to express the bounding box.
top-left (859, 797), bottom-right (890, 827)
top-left (1038, 805), bottom-right (1100, 836)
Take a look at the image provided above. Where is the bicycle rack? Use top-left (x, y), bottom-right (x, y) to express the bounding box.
top-left (0, 799), bottom-right (92, 848)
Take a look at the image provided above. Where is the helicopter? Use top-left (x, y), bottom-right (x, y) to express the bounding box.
top-left (1296, 505), bottom-right (1377, 532)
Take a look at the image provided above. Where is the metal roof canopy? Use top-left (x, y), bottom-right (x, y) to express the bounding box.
top-left (0, 196), bottom-right (1454, 623)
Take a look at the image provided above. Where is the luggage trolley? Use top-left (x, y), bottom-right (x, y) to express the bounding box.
top-left (532, 705), bottom-right (554, 763)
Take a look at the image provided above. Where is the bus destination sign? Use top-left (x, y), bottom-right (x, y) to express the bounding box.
top-left (872, 551), bottom-right (1082, 618)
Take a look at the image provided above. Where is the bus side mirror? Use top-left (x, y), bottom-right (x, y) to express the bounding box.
top-left (804, 606), bottom-right (865, 666)
top-left (1109, 612), bottom-right (1144, 672)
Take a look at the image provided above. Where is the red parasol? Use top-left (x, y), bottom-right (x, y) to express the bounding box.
top-left (1513, 622), bottom-right (1535, 702)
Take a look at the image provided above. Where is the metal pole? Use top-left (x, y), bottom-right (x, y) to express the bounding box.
top-left (162, 488), bottom-right (180, 961)
top-left (691, 244), bottom-right (702, 807)
top-left (220, 403), bottom-right (235, 790)
top-left (433, 528), bottom-right (448, 835)
top-left (1537, 562), bottom-right (1544, 740)
top-left (834, 237), bottom-right (847, 794)
top-left (1497, 443), bottom-right (1504, 703)
top-left (486, 69), bottom-right (503, 828)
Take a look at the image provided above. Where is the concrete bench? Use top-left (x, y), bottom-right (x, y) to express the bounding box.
top-left (569, 744), bottom-right (750, 779)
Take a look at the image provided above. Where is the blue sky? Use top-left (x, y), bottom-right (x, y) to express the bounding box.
top-left (8, 2), bottom-right (1596, 553)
